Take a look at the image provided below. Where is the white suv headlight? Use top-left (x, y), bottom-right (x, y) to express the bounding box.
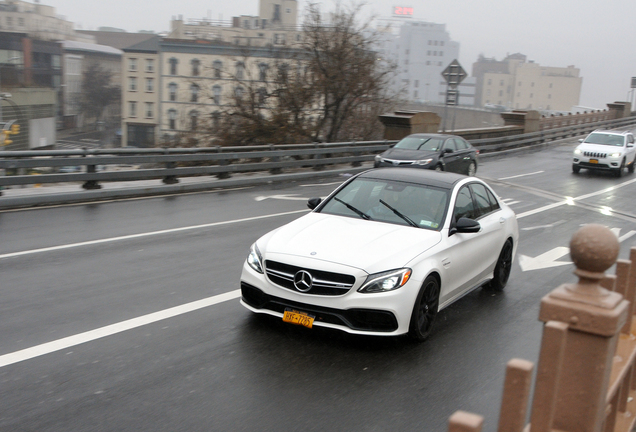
top-left (358, 268), bottom-right (412, 293)
top-left (574, 149), bottom-right (582, 155)
top-left (610, 152), bottom-right (622, 158)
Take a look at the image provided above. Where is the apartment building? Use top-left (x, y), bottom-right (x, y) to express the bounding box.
top-left (378, 20), bottom-right (475, 106)
top-left (473, 53), bottom-right (582, 111)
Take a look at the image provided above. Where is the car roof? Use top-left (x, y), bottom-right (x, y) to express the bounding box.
top-left (358, 168), bottom-right (467, 189)
top-left (404, 133), bottom-right (459, 139)
top-left (590, 129), bottom-right (632, 136)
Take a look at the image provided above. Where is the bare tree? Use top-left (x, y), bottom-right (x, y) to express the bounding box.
top-left (195, 3), bottom-right (398, 146)
top-left (79, 64), bottom-right (120, 128)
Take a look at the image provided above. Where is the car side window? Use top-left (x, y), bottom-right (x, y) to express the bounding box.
top-left (454, 138), bottom-right (469, 150)
top-left (628, 135), bottom-right (634, 144)
top-left (486, 188), bottom-right (501, 211)
top-left (453, 186), bottom-right (475, 221)
top-left (443, 139), bottom-right (456, 152)
top-left (470, 183), bottom-right (494, 218)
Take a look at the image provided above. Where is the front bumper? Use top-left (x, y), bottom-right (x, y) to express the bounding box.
top-left (240, 261), bottom-right (421, 336)
top-left (573, 156), bottom-right (621, 170)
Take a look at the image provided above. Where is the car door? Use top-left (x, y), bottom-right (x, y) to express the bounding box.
top-left (438, 183), bottom-right (506, 305)
top-left (441, 138), bottom-right (462, 173)
top-left (452, 138), bottom-right (473, 174)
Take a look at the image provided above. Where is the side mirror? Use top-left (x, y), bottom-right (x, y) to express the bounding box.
top-left (627, 143), bottom-right (634, 148)
top-left (443, 148), bottom-right (454, 154)
top-left (578, 139), bottom-right (584, 143)
top-left (449, 217), bottom-right (481, 236)
top-left (307, 197), bottom-right (322, 210)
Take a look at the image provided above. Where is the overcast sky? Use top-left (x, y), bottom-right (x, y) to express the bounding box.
top-left (43, 0), bottom-right (636, 110)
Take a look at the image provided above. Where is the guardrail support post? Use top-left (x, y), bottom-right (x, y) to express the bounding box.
top-left (82, 164), bottom-right (102, 190)
top-left (269, 144), bottom-right (282, 175)
top-left (536, 224), bottom-right (629, 432)
top-left (163, 161), bottom-right (179, 184)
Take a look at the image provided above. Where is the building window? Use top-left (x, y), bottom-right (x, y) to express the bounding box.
top-left (414, 80), bottom-right (419, 88)
top-left (499, 90), bottom-right (503, 96)
top-left (548, 94), bottom-right (552, 99)
top-left (168, 109), bottom-right (177, 130)
top-left (18, 17), bottom-right (24, 26)
top-left (487, 79), bottom-right (492, 85)
top-left (274, 33), bottom-right (286, 45)
top-left (259, 63), bottom-right (268, 82)
top-left (169, 82), bottom-right (177, 101)
top-left (414, 91), bottom-right (418, 98)
top-left (191, 59), bottom-right (200, 76)
top-left (190, 111), bottom-right (198, 130)
top-left (213, 85), bottom-right (222, 105)
top-left (549, 83), bottom-right (553, 88)
top-left (235, 86), bottom-right (244, 100)
top-left (213, 60), bottom-right (223, 78)
top-left (146, 59), bottom-right (154, 72)
top-left (129, 101), bottom-right (137, 117)
top-left (145, 102), bottom-right (154, 118)
top-left (212, 111), bottom-right (220, 128)
top-left (258, 87), bottom-right (267, 106)
top-left (129, 77), bottom-right (137, 91)
top-left (129, 58), bottom-right (137, 71)
top-left (169, 58), bottom-right (178, 75)
top-left (530, 93), bottom-right (533, 98)
top-left (236, 62), bottom-right (245, 80)
top-left (273, 4), bottom-right (281, 21)
top-left (146, 78), bottom-right (154, 92)
top-left (190, 84), bottom-right (200, 102)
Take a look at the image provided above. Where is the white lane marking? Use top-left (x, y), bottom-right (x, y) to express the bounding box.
top-left (498, 171), bottom-right (544, 180)
top-left (0, 290), bottom-right (241, 369)
top-left (254, 194), bottom-right (309, 202)
top-left (0, 209), bottom-right (308, 260)
top-left (517, 177), bottom-right (636, 220)
top-left (521, 220), bottom-right (567, 231)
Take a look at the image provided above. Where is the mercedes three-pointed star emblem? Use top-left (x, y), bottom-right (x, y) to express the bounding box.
top-left (293, 270), bottom-right (313, 292)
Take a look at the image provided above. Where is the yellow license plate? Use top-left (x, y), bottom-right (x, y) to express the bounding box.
top-left (589, 159), bottom-right (598, 164)
top-left (283, 309), bottom-right (315, 328)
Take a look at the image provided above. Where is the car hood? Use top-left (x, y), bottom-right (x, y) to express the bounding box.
top-left (260, 212), bottom-right (442, 274)
top-left (381, 148), bottom-right (439, 161)
top-left (576, 143), bottom-right (622, 154)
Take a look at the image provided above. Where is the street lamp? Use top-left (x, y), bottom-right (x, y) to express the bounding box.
top-left (0, 56), bottom-right (21, 122)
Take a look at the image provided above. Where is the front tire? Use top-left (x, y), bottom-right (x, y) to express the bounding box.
top-left (628, 160), bottom-right (635, 174)
top-left (572, 164), bottom-right (580, 174)
top-left (615, 159), bottom-right (625, 177)
top-left (408, 275), bottom-right (440, 341)
top-left (434, 164), bottom-right (443, 172)
top-left (489, 240), bottom-right (513, 291)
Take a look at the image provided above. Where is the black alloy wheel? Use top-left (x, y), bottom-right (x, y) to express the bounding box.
top-left (434, 164), bottom-right (443, 172)
top-left (409, 275), bottom-right (440, 341)
top-left (489, 239), bottom-right (513, 291)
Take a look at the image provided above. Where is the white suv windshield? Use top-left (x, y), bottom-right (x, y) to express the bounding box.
top-left (584, 133), bottom-right (625, 147)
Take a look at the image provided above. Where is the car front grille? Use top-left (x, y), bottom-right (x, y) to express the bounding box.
top-left (583, 151), bottom-right (607, 158)
top-left (241, 283), bottom-right (398, 332)
top-left (265, 260), bottom-right (356, 296)
top-left (382, 158), bottom-right (414, 166)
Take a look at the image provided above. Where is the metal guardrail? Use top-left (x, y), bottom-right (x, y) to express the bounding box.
top-left (0, 116), bottom-right (635, 191)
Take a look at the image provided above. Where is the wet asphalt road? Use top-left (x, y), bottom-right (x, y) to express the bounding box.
top-left (1, 139), bottom-right (635, 431)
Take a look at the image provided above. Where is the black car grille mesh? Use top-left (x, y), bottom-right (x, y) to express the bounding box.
top-left (583, 151), bottom-right (607, 158)
top-left (265, 260), bottom-right (356, 296)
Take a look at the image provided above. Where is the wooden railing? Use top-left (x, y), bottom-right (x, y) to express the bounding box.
top-left (448, 224), bottom-right (636, 432)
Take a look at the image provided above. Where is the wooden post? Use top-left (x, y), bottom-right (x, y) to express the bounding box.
top-left (537, 224), bottom-right (629, 432)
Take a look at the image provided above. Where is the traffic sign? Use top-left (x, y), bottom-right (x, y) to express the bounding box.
top-left (445, 89), bottom-right (459, 106)
top-left (441, 59), bottom-right (467, 89)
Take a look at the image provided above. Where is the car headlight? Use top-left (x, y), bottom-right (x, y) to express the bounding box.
top-left (610, 152), bottom-right (622, 158)
top-left (574, 149), bottom-right (582, 155)
top-left (358, 268), bottom-right (412, 293)
top-left (415, 158), bottom-right (433, 166)
top-left (247, 243), bottom-right (264, 274)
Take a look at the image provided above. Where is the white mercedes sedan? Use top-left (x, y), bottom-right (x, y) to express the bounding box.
top-left (240, 168), bottom-right (519, 341)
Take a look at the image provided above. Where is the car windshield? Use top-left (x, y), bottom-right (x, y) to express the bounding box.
top-left (320, 177), bottom-right (449, 230)
top-left (584, 133), bottom-right (625, 147)
top-left (394, 136), bottom-right (445, 151)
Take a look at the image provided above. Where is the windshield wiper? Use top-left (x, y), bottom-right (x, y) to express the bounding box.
top-left (380, 199), bottom-right (418, 227)
top-left (334, 197), bottom-right (371, 220)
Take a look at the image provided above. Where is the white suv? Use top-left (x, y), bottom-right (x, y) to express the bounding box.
top-left (573, 129), bottom-right (636, 177)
